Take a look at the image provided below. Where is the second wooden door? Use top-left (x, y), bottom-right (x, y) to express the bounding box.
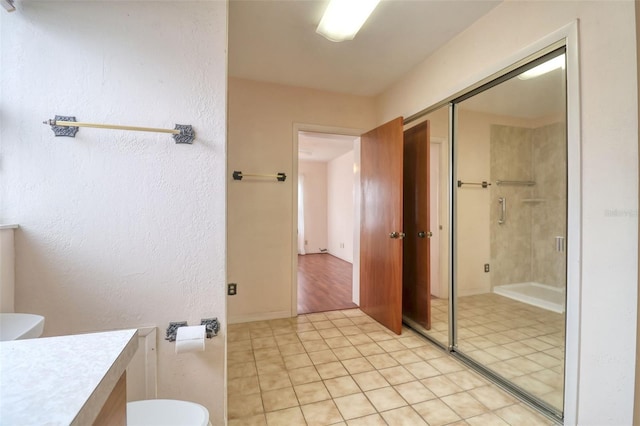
top-left (403, 121), bottom-right (431, 329)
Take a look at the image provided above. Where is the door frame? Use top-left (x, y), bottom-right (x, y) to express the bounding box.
top-left (429, 137), bottom-right (447, 299)
top-left (291, 123), bottom-right (364, 317)
top-left (399, 20), bottom-right (579, 425)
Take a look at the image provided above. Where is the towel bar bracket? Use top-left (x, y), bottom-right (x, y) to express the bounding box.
top-left (48, 115), bottom-right (79, 137)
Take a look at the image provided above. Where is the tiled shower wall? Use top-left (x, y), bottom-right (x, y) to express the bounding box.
top-left (531, 123), bottom-right (567, 288)
top-left (489, 123), bottom-right (566, 289)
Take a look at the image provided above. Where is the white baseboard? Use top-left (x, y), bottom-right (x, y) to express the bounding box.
top-left (228, 310), bottom-right (292, 324)
top-left (457, 288), bottom-right (490, 297)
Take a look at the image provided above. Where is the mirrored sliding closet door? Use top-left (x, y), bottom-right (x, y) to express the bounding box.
top-left (452, 48), bottom-right (567, 418)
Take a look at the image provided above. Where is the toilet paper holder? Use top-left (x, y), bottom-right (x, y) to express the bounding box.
top-left (165, 318), bottom-right (220, 342)
top-left (201, 318), bottom-right (220, 338)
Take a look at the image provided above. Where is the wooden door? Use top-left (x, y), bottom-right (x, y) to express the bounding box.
top-left (360, 117), bottom-right (404, 335)
top-left (402, 121), bottom-right (431, 329)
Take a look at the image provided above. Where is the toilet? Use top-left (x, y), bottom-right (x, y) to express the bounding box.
top-left (127, 399), bottom-right (210, 426)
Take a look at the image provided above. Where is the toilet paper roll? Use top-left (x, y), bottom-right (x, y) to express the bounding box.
top-left (175, 325), bottom-right (206, 354)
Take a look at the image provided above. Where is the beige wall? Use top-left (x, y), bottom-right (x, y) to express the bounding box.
top-left (327, 150), bottom-right (355, 263)
top-left (376, 1), bottom-right (638, 423)
top-left (298, 161), bottom-right (328, 254)
top-left (425, 105), bottom-right (566, 297)
top-left (456, 110), bottom-right (537, 296)
top-left (227, 78), bottom-right (376, 323)
top-left (407, 106), bottom-right (536, 298)
top-left (636, 0), bottom-right (640, 423)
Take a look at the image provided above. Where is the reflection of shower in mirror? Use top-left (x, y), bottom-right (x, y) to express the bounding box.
top-left (493, 282), bottom-right (565, 313)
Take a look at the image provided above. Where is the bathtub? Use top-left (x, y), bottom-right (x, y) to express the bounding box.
top-left (493, 282), bottom-right (565, 313)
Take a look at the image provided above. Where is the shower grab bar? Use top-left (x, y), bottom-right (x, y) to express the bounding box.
top-left (498, 197), bottom-right (506, 225)
top-left (495, 180), bottom-right (535, 186)
top-left (457, 180), bottom-right (491, 188)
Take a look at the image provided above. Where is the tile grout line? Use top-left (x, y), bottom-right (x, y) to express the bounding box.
top-left (229, 309), bottom-right (554, 425)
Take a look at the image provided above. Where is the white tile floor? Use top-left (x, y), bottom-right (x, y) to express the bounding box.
top-left (428, 294), bottom-right (565, 411)
top-left (228, 309), bottom-right (556, 425)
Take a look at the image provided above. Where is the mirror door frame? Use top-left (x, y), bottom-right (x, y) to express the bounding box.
top-left (446, 22), bottom-right (581, 424)
top-left (402, 20), bottom-right (580, 425)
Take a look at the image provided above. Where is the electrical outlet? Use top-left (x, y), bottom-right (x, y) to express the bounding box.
top-left (305, 240), bottom-right (308, 245)
top-left (484, 264), bottom-right (490, 273)
top-left (228, 283), bottom-right (237, 296)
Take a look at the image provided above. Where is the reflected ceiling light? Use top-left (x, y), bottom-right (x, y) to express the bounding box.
top-left (316, 0), bottom-right (381, 42)
top-left (518, 54), bottom-right (565, 80)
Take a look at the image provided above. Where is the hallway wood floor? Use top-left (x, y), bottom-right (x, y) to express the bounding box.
top-left (297, 254), bottom-right (357, 314)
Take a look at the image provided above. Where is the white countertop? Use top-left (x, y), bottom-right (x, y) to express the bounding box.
top-left (0, 329), bottom-right (138, 425)
top-left (0, 224), bottom-right (19, 230)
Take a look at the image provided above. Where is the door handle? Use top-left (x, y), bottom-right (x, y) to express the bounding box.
top-left (417, 231), bottom-right (433, 238)
top-left (389, 232), bottom-right (406, 239)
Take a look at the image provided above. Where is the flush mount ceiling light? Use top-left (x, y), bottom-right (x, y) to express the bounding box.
top-left (518, 54), bottom-right (565, 80)
top-left (316, 0), bottom-right (381, 42)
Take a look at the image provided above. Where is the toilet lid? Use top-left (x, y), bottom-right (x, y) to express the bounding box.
top-left (127, 399), bottom-right (209, 426)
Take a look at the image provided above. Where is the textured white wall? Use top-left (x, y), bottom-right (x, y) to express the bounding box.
top-left (377, 2), bottom-right (638, 424)
top-left (298, 161), bottom-right (328, 254)
top-left (0, 2), bottom-right (227, 424)
top-left (327, 150), bottom-right (355, 263)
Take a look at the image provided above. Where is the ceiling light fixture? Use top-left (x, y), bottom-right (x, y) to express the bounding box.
top-left (518, 54), bottom-right (565, 80)
top-left (316, 0), bottom-right (381, 42)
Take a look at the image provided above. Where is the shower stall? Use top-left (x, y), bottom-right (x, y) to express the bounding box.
top-left (489, 122), bottom-right (567, 314)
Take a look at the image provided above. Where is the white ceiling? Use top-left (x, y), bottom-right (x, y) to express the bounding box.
top-left (460, 66), bottom-right (566, 119)
top-left (298, 132), bottom-right (357, 163)
top-left (229, 0), bottom-right (502, 97)
top-left (230, 0), bottom-right (563, 123)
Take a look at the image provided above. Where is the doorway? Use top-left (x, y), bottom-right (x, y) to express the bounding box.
top-left (295, 130), bottom-right (360, 314)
